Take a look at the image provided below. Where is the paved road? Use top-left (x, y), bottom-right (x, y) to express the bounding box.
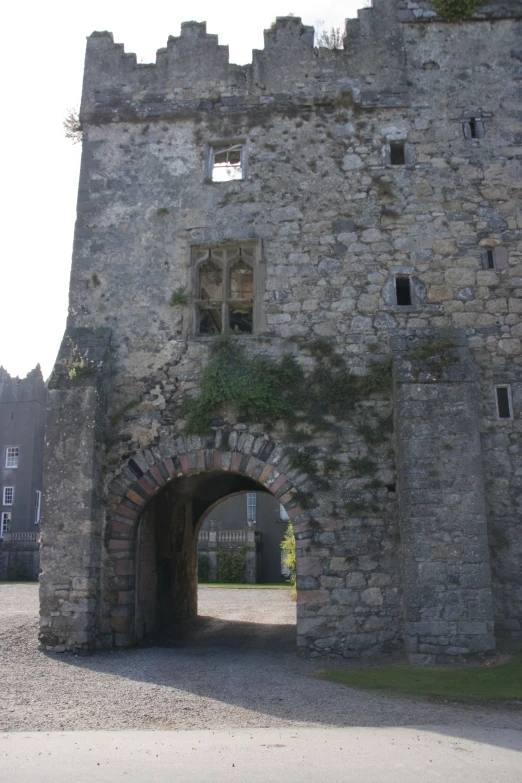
top-left (1, 726), bottom-right (521, 782)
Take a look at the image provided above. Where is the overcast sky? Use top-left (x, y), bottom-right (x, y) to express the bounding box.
top-left (1, 0), bottom-right (364, 379)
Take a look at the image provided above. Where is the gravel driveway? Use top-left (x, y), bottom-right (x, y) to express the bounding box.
top-left (1, 583), bottom-right (521, 733)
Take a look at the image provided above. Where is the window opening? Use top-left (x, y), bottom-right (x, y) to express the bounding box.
top-left (386, 483), bottom-right (396, 493)
top-left (247, 493), bottom-right (257, 523)
top-left (1, 512), bottom-right (10, 538)
top-left (211, 144), bottom-right (244, 182)
top-left (5, 447), bottom-right (19, 468)
top-left (469, 118), bottom-right (478, 138)
top-left (495, 386), bottom-right (512, 420)
top-left (195, 244), bottom-right (255, 335)
top-left (390, 142), bottom-right (405, 166)
top-left (395, 277), bottom-right (412, 306)
top-left (3, 487), bottom-right (14, 506)
top-left (486, 250), bottom-right (495, 269)
top-left (35, 490), bottom-right (42, 524)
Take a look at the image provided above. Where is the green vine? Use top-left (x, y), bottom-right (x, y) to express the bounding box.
top-left (181, 335), bottom-right (392, 436)
top-left (431, 0), bottom-right (480, 20)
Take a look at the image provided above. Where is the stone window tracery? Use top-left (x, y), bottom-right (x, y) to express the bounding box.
top-left (194, 244), bottom-right (257, 335)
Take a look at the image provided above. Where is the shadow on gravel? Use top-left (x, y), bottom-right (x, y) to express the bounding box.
top-left (143, 615), bottom-right (297, 652)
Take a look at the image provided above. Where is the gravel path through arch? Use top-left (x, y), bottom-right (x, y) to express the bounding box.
top-left (1, 583), bottom-right (521, 734)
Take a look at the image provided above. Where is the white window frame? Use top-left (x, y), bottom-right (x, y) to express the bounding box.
top-left (3, 486), bottom-right (14, 506)
top-left (247, 492), bottom-right (257, 523)
top-left (34, 490), bottom-right (42, 524)
top-left (1, 511), bottom-right (10, 538)
top-left (208, 140), bottom-right (246, 182)
top-left (5, 446), bottom-right (19, 468)
top-left (495, 385), bottom-right (513, 420)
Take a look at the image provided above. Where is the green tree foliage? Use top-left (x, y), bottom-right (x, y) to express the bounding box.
top-left (280, 522), bottom-right (296, 588)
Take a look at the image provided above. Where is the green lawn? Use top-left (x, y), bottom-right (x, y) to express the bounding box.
top-left (316, 654), bottom-right (522, 703)
top-left (199, 582), bottom-right (290, 589)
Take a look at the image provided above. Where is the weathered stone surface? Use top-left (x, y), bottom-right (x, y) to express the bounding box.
top-left (39, 3), bottom-right (522, 663)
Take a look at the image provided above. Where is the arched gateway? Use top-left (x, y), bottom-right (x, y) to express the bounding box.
top-left (106, 443), bottom-right (303, 646)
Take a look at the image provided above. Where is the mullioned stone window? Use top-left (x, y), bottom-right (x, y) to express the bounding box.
top-left (193, 243), bottom-right (263, 335)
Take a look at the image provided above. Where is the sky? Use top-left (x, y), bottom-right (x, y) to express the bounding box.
top-left (1, 0), bottom-right (365, 380)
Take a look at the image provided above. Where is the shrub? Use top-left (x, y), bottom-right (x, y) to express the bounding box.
top-left (217, 546), bottom-right (247, 583)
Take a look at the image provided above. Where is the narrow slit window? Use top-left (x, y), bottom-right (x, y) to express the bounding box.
top-left (486, 250), bottom-right (495, 269)
top-left (395, 277), bottom-right (412, 306)
top-left (463, 118), bottom-right (485, 139)
top-left (211, 144), bottom-right (244, 182)
top-left (495, 386), bottom-right (512, 420)
top-left (390, 142), bottom-right (405, 166)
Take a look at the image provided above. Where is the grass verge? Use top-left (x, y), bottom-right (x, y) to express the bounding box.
top-left (316, 654), bottom-right (522, 703)
top-left (199, 582), bottom-right (290, 589)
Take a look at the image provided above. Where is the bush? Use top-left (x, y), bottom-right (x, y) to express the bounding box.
top-left (217, 546), bottom-right (247, 583)
top-left (198, 553), bottom-right (210, 582)
top-left (280, 522), bottom-right (296, 588)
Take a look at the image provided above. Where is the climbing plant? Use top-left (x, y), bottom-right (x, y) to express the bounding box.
top-left (181, 334), bottom-right (392, 436)
top-left (431, 0), bottom-right (480, 20)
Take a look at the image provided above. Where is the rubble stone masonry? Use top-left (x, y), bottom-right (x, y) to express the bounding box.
top-left (40, 0), bottom-right (522, 663)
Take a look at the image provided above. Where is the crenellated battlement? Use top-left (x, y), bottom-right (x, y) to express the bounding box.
top-left (80, 6), bottom-right (410, 123)
top-left (80, 0), bottom-right (521, 125)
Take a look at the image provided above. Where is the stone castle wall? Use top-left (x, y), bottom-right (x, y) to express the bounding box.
top-left (40, 0), bottom-right (522, 661)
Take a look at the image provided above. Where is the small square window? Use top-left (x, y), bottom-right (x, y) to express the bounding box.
top-left (3, 487), bottom-right (14, 506)
top-left (390, 142), bottom-right (406, 166)
top-left (395, 277), bottom-right (412, 306)
top-left (1, 511), bottom-right (10, 538)
top-left (210, 143), bottom-right (244, 182)
top-left (495, 386), bottom-right (513, 420)
top-left (5, 447), bottom-right (19, 468)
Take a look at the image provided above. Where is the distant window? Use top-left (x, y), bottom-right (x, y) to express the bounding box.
top-left (486, 250), bottom-right (495, 269)
top-left (3, 487), bottom-right (14, 506)
top-left (194, 244), bottom-right (256, 335)
top-left (395, 277), bottom-right (412, 306)
top-left (247, 493), bottom-right (257, 523)
top-left (210, 143), bottom-right (245, 182)
top-left (34, 490), bottom-right (42, 524)
top-left (5, 447), bottom-right (19, 469)
top-left (390, 142), bottom-right (406, 166)
top-left (1, 512), bottom-right (10, 538)
top-left (463, 118), bottom-right (485, 139)
top-left (495, 386), bottom-right (513, 420)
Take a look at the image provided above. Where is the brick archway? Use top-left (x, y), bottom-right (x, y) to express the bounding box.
top-left (104, 438), bottom-right (309, 647)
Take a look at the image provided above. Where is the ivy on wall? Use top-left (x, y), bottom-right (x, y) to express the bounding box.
top-left (181, 335), bottom-right (392, 437)
top-left (431, 0), bottom-right (480, 20)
